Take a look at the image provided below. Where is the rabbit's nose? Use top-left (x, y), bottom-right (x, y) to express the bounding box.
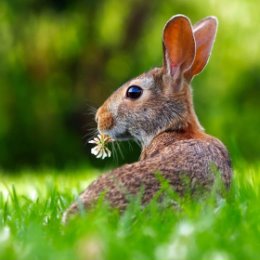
top-left (98, 112), bottom-right (114, 131)
top-left (96, 107), bottom-right (114, 131)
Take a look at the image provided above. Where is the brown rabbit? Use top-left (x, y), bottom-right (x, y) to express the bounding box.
top-left (63, 15), bottom-right (232, 222)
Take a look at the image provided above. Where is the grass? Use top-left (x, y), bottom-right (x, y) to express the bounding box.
top-left (0, 162), bottom-right (260, 260)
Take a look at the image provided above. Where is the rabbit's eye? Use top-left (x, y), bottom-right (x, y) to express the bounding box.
top-left (126, 85), bottom-right (143, 99)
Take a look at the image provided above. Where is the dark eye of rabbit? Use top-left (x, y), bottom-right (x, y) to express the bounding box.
top-left (126, 85), bottom-right (143, 99)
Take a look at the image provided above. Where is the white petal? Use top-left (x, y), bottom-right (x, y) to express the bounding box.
top-left (96, 148), bottom-right (104, 158)
top-left (91, 146), bottom-right (101, 155)
top-left (105, 147), bottom-right (111, 157)
top-left (102, 149), bottom-right (109, 159)
top-left (88, 140), bottom-right (96, 144)
top-left (94, 137), bottom-right (100, 143)
top-left (96, 152), bottom-right (103, 158)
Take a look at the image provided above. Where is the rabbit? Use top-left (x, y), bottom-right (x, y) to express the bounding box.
top-left (63, 15), bottom-right (232, 222)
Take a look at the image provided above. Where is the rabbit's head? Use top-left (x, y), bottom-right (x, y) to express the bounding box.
top-left (95, 15), bottom-right (218, 146)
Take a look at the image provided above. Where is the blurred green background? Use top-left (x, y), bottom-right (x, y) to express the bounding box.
top-left (0, 0), bottom-right (259, 171)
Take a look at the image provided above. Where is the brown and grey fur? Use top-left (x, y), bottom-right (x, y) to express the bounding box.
top-left (63, 15), bottom-right (232, 222)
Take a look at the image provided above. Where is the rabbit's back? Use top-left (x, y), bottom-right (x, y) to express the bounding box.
top-left (64, 136), bottom-right (232, 218)
top-left (140, 133), bottom-right (231, 186)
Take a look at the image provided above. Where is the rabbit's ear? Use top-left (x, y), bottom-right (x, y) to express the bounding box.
top-left (163, 15), bottom-right (195, 80)
top-left (185, 17), bottom-right (218, 80)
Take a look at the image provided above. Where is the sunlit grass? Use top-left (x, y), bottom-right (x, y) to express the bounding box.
top-left (0, 162), bottom-right (260, 260)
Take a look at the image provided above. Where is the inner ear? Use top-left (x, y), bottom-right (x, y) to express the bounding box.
top-left (163, 15), bottom-right (196, 79)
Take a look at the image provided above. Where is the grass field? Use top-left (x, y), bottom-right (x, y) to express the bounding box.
top-left (0, 162), bottom-right (259, 260)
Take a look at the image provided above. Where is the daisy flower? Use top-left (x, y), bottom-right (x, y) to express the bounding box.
top-left (89, 134), bottom-right (113, 159)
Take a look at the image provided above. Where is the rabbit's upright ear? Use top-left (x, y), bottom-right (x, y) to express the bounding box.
top-left (185, 17), bottom-right (218, 80)
top-left (163, 15), bottom-right (195, 81)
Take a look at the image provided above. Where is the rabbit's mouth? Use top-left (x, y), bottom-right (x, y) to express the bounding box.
top-left (114, 130), bottom-right (131, 140)
top-left (102, 128), bottom-right (132, 141)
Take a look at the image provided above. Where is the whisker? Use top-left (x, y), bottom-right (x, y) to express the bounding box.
top-left (84, 128), bottom-right (98, 137)
top-left (84, 103), bottom-right (97, 115)
top-left (133, 139), bottom-right (142, 148)
top-left (83, 129), bottom-right (99, 144)
top-left (111, 141), bottom-right (119, 164)
top-left (127, 140), bottom-right (133, 152)
top-left (115, 141), bottom-right (125, 160)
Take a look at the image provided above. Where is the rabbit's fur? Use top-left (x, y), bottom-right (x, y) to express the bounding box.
top-left (63, 15), bottom-right (232, 222)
